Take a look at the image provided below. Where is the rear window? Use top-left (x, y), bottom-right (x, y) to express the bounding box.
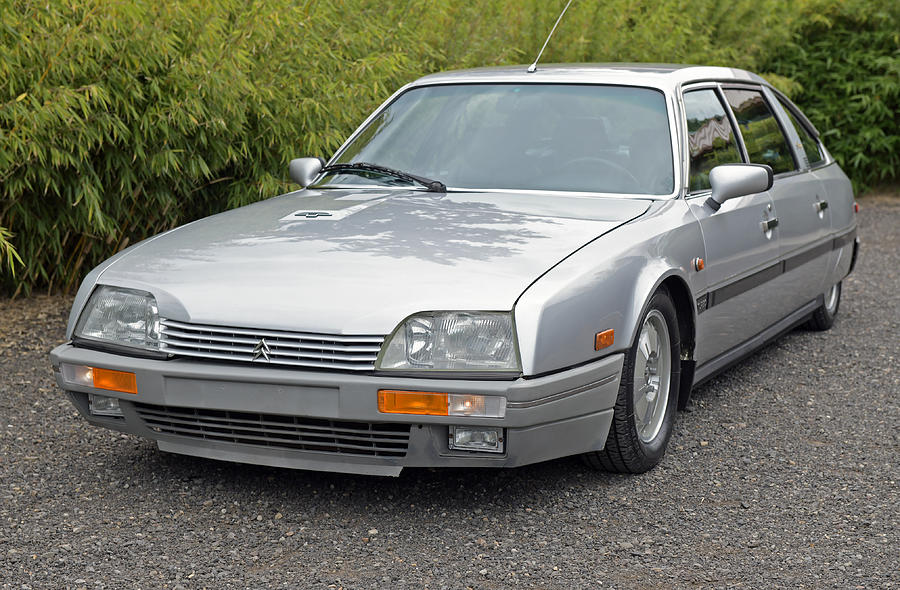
top-left (778, 100), bottom-right (825, 167)
top-left (723, 88), bottom-right (796, 175)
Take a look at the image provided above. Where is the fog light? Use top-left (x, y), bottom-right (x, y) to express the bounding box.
top-left (449, 426), bottom-right (504, 453)
top-left (89, 393), bottom-right (123, 417)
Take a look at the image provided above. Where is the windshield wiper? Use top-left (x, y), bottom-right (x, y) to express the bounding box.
top-left (320, 162), bottom-right (446, 193)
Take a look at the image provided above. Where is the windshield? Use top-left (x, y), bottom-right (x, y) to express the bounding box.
top-left (315, 83), bottom-right (674, 195)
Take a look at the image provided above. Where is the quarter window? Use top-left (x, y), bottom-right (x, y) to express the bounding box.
top-left (778, 100), bottom-right (825, 167)
top-left (723, 89), bottom-right (796, 174)
top-left (682, 89), bottom-right (742, 192)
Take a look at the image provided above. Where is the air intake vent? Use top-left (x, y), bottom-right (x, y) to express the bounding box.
top-left (134, 403), bottom-right (410, 457)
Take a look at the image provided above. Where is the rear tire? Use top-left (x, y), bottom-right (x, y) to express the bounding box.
top-left (807, 281), bottom-right (841, 331)
top-left (583, 288), bottom-right (681, 473)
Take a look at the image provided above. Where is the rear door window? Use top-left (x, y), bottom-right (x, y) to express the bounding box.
top-left (723, 88), bottom-right (796, 175)
top-left (778, 100), bottom-right (825, 167)
top-left (682, 89), bottom-right (743, 192)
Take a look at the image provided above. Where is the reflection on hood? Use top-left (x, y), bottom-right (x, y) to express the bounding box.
top-left (101, 188), bottom-right (650, 334)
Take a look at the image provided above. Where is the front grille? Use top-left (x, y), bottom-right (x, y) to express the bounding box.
top-left (159, 319), bottom-right (384, 372)
top-left (134, 403), bottom-right (411, 457)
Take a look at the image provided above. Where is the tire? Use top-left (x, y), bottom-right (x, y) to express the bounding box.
top-left (583, 288), bottom-right (681, 473)
top-left (807, 281), bottom-right (841, 331)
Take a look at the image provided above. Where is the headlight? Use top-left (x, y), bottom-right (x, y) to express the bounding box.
top-left (74, 286), bottom-right (160, 352)
top-left (376, 311), bottom-right (519, 372)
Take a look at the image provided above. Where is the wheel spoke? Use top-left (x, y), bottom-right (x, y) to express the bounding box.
top-left (638, 333), bottom-right (652, 363)
top-left (641, 396), bottom-right (655, 428)
top-left (645, 322), bottom-right (659, 354)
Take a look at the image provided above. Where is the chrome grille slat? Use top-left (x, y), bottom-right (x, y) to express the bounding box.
top-left (162, 319), bottom-right (384, 343)
top-left (134, 403), bottom-right (410, 457)
top-left (160, 348), bottom-right (375, 370)
top-left (161, 329), bottom-right (382, 352)
top-left (160, 339), bottom-right (379, 361)
top-left (159, 319), bottom-right (384, 371)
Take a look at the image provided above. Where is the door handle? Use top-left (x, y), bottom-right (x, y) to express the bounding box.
top-left (760, 218), bottom-right (779, 233)
top-left (815, 200), bottom-right (829, 212)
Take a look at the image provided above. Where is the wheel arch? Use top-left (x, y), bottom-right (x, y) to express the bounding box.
top-left (657, 274), bottom-right (697, 410)
top-left (618, 267), bottom-right (697, 410)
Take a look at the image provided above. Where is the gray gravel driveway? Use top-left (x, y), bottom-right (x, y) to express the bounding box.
top-left (1, 197), bottom-right (898, 589)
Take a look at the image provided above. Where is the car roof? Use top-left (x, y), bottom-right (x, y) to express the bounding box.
top-left (411, 63), bottom-right (769, 92)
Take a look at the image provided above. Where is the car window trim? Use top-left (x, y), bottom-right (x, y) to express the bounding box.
top-left (768, 87), bottom-right (821, 138)
top-left (770, 93), bottom-right (827, 170)
top-left (759, 85), bottom-right (831, 170)
top-left (719, 83), bottom-right (800, 175)
top-left (679, 82), bottom-right (748, 199)
top-left (677, 82), bottom-right (717, 198)
top-left (762, 85), bottom-right (816, 172)
top-left (715, 83), bottom-right (751, 164)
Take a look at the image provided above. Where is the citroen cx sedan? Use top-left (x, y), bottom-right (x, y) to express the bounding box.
top-left (50, 64), bottom-right (858, 476)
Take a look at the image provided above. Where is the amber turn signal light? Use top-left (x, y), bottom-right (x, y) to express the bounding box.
top-left (378, 390), bottom-right (507, 418)
top-left (92, 367), bottom-right (138, 395)
top-left (594, 329), bottom-right (615, 351)
top-left (378, 390), bottom-right (448, 416)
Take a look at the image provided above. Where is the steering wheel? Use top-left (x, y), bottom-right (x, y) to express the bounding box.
top-left (556, 157), bottom-right (641, 192)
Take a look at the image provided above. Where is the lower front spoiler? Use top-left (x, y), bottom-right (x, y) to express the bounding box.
top-left (54, 344), bottom-right (622, 477)
top-left (153, 410), bottom-right (614, 477)
top-left (65, 390), bottom-right (616, 477)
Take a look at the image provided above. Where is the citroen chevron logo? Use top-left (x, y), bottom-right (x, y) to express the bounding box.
top-left (294, 211), bottom-right (332, 218)
top-left (251, 338), bottom-right (271, 362)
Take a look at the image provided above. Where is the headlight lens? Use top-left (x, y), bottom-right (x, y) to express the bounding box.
top-left (74, 286), bottom-right (160, 351)
top-left (377, 311), bottom-right (519, 372)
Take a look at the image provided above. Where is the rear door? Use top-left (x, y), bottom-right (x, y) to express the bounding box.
top-left (721, 86), bottom-right (832, 315)
top-left (681, 86), bottom-right (782, 366)
top-left (772, 93), bottom-right (856, 289)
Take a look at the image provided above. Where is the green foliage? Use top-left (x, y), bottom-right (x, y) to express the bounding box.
top-left (0, 0), bottom-right (447, 294)
top-left (0, 0), bottom-right (896, 294)
top-left (763, 0), bottom-right (900, 190)
top-left (0, 225), bottom-right (22, 274)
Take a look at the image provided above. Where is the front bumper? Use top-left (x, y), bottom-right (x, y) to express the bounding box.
top-left (50, 344), bottom-right (623, 476)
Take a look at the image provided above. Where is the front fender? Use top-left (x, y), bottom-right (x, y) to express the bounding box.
top-left (64, 226), bottom-right (190, 339)
top-left (514, 200), bottom-right (706, 376)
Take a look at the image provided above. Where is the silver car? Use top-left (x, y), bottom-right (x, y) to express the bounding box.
top-left (50, 64), bottom-right (858, 476)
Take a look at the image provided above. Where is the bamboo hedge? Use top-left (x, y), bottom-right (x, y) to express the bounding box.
top-left (1, 0), bottom-right (897, 294)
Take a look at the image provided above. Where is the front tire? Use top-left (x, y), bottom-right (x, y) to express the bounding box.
top-left (583, 288), bottom-right (681, 473)
top-left (807, 281), bottom-right (841, 331)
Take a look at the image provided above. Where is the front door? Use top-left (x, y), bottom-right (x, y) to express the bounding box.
top-left (681, 87), bottom-right (782, 366)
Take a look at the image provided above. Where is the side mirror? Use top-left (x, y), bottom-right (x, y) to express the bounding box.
top-left (289, 157), bottom-right (325, 187)
top-left (705, 164), bottom-right (773, 212)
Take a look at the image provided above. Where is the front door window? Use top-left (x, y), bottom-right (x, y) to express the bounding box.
top-left (683, 89), bottom-right (743, 192)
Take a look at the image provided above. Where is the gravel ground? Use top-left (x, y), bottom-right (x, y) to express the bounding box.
top-left (1, 197), bottom-right (898, 589)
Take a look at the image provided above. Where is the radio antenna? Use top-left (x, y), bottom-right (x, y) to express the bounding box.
top-left (527, 0), bottom-right (574, 73)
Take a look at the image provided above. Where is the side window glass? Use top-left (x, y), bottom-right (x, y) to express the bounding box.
top-left (723, 89), bottom-right (796, 174)
top-left (778, 100), bottom-right (825, 167)
top-left (683, 89), bottom-right (742, 192)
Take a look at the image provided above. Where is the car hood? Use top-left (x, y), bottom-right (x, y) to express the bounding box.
top-left (100, 188), bottom-right (651, 334)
